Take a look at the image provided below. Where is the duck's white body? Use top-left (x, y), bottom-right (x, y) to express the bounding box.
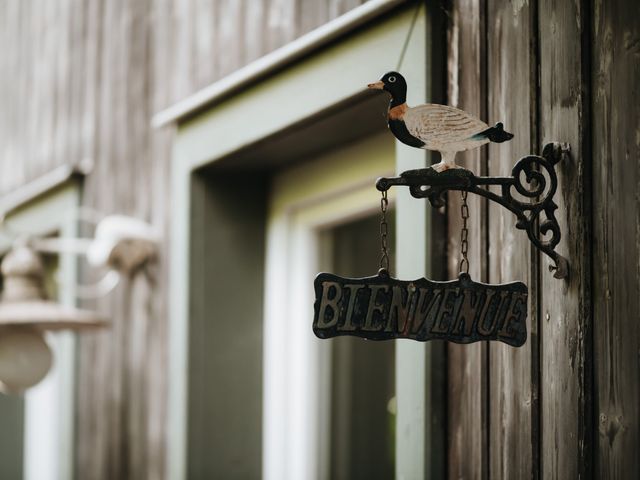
top-left (369, 72), bottom-right (513, 172)
top-left (403, 104), bottom-right (490, 153)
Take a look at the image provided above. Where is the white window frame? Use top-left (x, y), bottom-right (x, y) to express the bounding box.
top-left (264, 133), bottom-right (395, 480)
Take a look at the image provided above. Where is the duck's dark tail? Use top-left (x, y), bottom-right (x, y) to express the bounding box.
top-left (474, 122), bottom-right (514, 143)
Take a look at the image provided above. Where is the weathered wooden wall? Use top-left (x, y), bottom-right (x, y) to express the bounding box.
top-left (446, 1), bottom-right (489, 478)
top-left (538, 0), bottom-right (592, 477)
top-left (0, 1), bottom-right (366, 479)
top-left (592, 0), bottom-right (640, 477)
top-left (1, 0), bottom-right (637, 478)
top-left (0, 0), bottom-right (367, 195)
top-left (447, 0), bottom-right (639, 478)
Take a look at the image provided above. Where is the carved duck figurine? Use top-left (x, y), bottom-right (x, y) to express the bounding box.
top-left (368, 71), bottom-right (513, 172)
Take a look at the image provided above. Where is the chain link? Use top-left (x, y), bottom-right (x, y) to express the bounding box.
top-left (459, 190), bottom-right (470, 274)
top-left (379, 189), bottom-right (390, 271)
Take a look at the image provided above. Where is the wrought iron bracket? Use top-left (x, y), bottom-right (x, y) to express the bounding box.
top-left (376, 142), bottom-right (570, 279)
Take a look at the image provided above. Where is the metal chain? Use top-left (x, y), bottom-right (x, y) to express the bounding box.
top-left (459, 190), bottom-right (470, 274)
top-left (379, 189), bottom-right (390, 271)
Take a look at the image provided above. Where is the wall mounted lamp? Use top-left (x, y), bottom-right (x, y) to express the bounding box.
top-left (0, 214), bottom-right (159, 393)
top-left (0, 244), bottom-right (105, 392)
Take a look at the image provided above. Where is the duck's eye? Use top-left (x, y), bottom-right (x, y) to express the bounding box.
top-left (388, 76), bottom-right (396, 83)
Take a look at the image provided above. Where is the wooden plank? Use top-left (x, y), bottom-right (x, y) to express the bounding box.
top-left (216, 0), bottom-right (243, 77)
top-left (244, 0), bottom-right (267, 63)
top-left (538, 0), bottom-right (593, 478)
top-left (486, 0), bottom-right (539, 478)
top-left (265, 0), bottom-right (297, 51)
top-left (147, 5), bottom-right (173, 479)
top-left (73, 0), bottom-right (108, 472)
top-left (446, 1), bottom-right (489, 479)
top-left (329, 0), bottom-right (365, 18)
top-left (80, 0), bottom-right (100, 163)
top-left (298, 0), bottom-right (329, 33)
top-left (75, 0), bottom-right (164, 478)
top-left (193, 0), bottom-right (217, 85)
top-left (592, 0), bottom-right (640, 477)
top-left (75, 5), bottom-right (130, 473)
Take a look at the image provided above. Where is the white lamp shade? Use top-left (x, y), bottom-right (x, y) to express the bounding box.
top-left (0, 328), bottom-right (53, 393)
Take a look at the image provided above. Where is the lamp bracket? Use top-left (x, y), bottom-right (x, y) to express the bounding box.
top-left (376, 142), bottom-right (570, 279)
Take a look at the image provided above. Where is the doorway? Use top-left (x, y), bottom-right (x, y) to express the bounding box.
top-left (321, 213), bottom-right (396, 480)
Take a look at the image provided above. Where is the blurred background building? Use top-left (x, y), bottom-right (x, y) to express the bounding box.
top-left (0, 0), bottom-right (637, 479)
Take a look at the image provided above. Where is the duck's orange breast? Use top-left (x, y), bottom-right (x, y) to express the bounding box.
top-left (388, 103), bottom-right (408, 120)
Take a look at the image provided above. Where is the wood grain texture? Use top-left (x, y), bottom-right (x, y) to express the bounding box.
top-left (486, 0), bottom-right (539, 478)
top-left (0, 0), bottom-right (367, 194)
top-left (448, 1), bottom-right (639, 479)
top-left (5, 0), bottom-right (640, 478)
top-left (592, 0), bottom-right (640, 477)
top-left (266, 0), bottom-right (298, 51)
top-left (446, 1), bottom-right (489, 479)
top-left (538, 0), bottom-right (593, 478)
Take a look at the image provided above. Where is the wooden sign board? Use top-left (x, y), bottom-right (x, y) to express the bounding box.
top-left (313, 270), bottom-right (527, 347)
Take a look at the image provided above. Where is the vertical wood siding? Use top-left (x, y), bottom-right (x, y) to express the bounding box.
top-left (0, 1), bottom-right (367, 479)
top-left (446, 1), bottom-right (489, 479)
top-left (447, 0), bottom-right (638, 478)
top-left (2, 0), bottom-right (638, 478)
top-left (486, 1), bottom-right (539, 477)
top-left (538, 0), bottom-right (593, 477)
top-left (592, 0), bottom-right (640, 477)
top-left (0, 0), bottom-right (369, 195)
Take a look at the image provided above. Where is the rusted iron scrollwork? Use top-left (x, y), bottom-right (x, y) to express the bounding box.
top-left (376, 142), bottom-right (570, 279)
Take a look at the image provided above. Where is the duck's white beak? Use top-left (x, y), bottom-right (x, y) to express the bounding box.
top-left (367, 81), bottom-right (384, 90)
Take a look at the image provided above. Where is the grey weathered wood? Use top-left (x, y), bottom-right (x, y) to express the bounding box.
top-left (592, 0), bottom-right (640, 478)
top-left (448, 0), bottom-right (639, 478)
top-left (329, 0), bottom-right (364, 18)
top-left (299, 0), bottom-right (329, 33)
top-left (216, 0), bottom-right (244, 77)
top-left (4, 0), bottom-right (640, 479)
top-left (0, 0), bottom-right (371, 194)
top-left (266, 0), bottom-right (298, 51)
top-left (0, 1), bottom-right (367, 478)
top-left (538, 0), bottom-right (593, 478)
top-left (446, 1), bottom-right (489, 479)
top-left (72, 2), bottom-right (371, 478)
top-left (486, 0), bottom-right (538, 478)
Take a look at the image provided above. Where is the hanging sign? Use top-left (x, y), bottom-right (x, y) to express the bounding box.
top-left (313, 269), bottom-right (527, 347)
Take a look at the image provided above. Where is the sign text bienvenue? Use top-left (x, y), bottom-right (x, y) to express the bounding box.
top-left (313, 272), bottom-right (527, 347)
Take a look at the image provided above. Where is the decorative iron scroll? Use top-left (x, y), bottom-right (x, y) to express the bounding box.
top-left (376, 142), bottom-right (570, 279)
top-left (313, 269), bottom-right (528, 347)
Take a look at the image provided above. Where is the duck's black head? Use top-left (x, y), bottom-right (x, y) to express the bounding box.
top-left (367, 71), bottom-right (407, 106)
